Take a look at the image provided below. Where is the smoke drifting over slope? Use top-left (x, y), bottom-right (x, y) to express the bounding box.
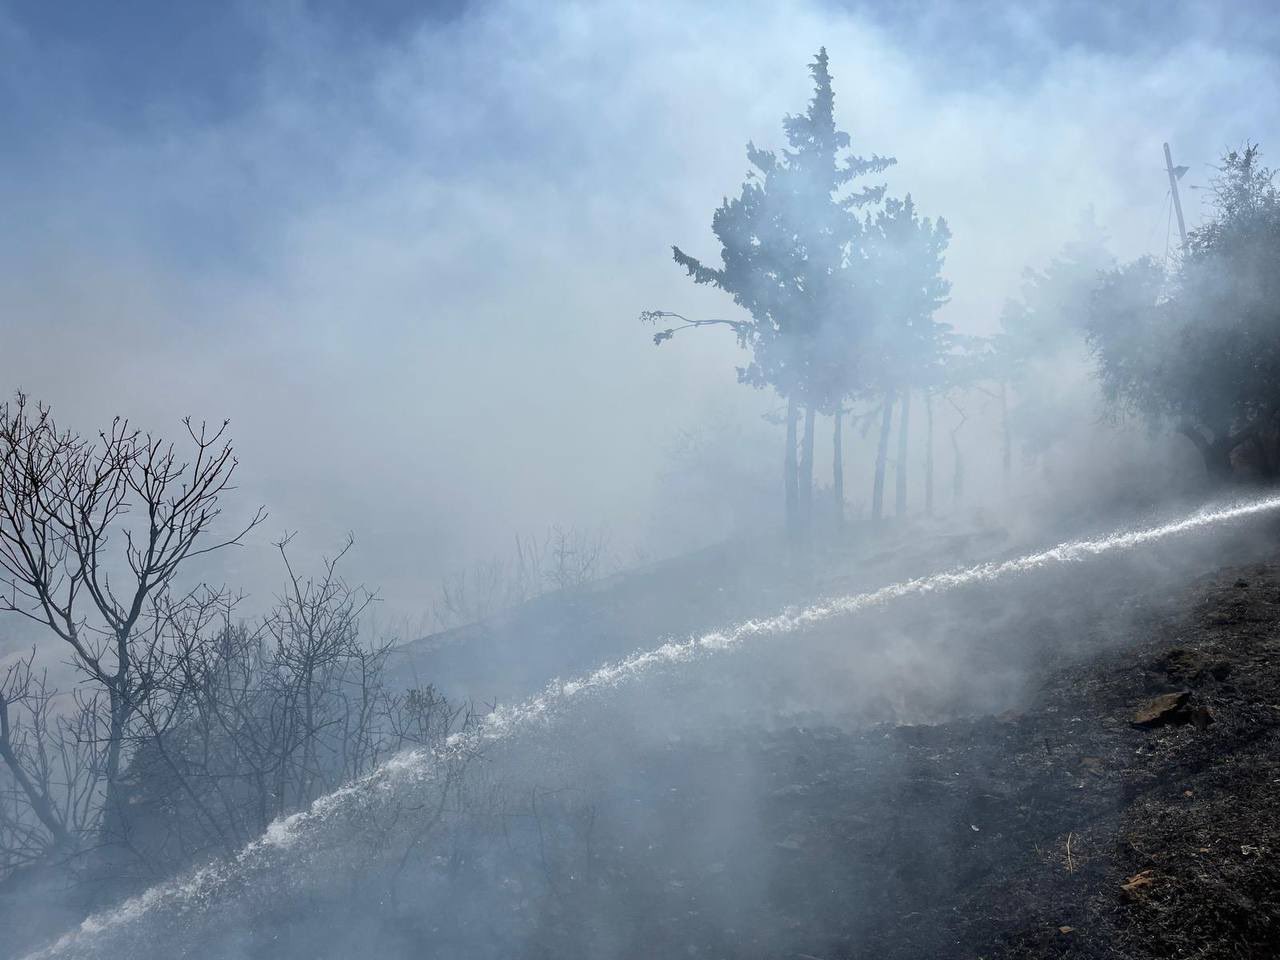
top-left (2, 1), bottom-right (1278, 615)
top-left (5, 2), bottom-right (1280, 957)
top-left (22, 496), bottom-right (1280, 959)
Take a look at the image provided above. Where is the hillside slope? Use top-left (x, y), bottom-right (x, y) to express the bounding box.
top-left (525, 560), bottom-right (1280, 959)
top-left (12, 515), bottom-right (1280, 960)
top-left (360, 518), bottom-right (1280, 959)
top-left (748, 562), bottom-right (1280, 958)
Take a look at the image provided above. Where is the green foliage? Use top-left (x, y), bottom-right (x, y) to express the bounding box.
top-left (864, 194), bottom-right (953, 394)
top-left (650, 48), bottom-right (953, 529)
top-left (1089, 145), bottom-right (1280, 474)
top-left (999, 209), bottom-right (1113, 372)
top-left (989, 211), bottom-right (1114, 456)
top-left (669, 48), bottom-right (895, 408)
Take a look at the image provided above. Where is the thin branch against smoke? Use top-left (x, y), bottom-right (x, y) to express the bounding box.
top-left (431, 526), bottom-right (617, 631)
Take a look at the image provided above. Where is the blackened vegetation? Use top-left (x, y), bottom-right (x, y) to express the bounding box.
top-left (484, 558), bottom-right (1280, 959)
top-left (108, 530), bottom-right (1273, 960)
top-left (758, 567), bottom-right (1280, 959)
top-left (0, 398), bottom-right (475, 956)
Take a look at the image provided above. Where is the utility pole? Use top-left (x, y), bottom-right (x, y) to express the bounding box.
top-left (1163, 141), bottom-right (1188, 250)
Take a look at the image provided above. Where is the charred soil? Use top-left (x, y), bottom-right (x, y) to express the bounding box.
top-left (519, 558), bottom-right (1280, 959)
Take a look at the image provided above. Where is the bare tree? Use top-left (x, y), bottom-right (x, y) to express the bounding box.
top-left (0, 650), bottom-right (105, 872)
top-left (542, 525), bottom-right (609, 593)
top-left (0, 393), bottom-right (264, 854)
top-left (0, 400), bottom-right (479, 945)
top-left (265, 533), bottom-right (379, 807)
top-left (0, 651), bottom-right (70, 854)
top-left (433, 526), bottom-right (613, 631)
top-left (112, 537), bottom-right (476, 877)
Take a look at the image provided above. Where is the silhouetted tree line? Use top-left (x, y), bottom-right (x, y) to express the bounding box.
top-left (648, 50), bottom-right (1280, 535)
top-left (0, 397), bottom-right (470, 925)
top-left (1089, 145), bottom-right (1280, 480)
top-left (644, 48), bottom-right (952, 542)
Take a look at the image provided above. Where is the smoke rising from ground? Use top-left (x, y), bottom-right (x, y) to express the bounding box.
top-left (23, 493), bottom-right (1280, 958)
top-left (4, 4), bottom-right (1280, 956)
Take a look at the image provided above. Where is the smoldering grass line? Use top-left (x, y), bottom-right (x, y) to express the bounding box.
top-left (29, 493), bottom-right (1280, 958)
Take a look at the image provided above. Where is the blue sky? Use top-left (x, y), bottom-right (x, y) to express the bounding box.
top-left (4, 2), bottom-right (463, 127)
top-left (7, 0), bottom-right (1276, 130)
top-left (2, 0), bottom-right (1278, 619)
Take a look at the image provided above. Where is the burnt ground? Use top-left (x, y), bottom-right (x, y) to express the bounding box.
top-left (432, 547), bottom-right (1280, 960)
top-left (762, 567), bottom-right (1280, 960)
top-left (544, 559), bottom-right (1280, 960)
top-left (15, 524), bottom-right (1280, 960)
top-left (386, 522), bottom-right (1018, 704)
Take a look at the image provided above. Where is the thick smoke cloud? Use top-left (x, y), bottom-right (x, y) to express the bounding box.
top-left (1, 0), bottom-right (1277, 622)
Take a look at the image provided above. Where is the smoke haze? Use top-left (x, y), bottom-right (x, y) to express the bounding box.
top-left (3, 0), bottom-right (1277, 618)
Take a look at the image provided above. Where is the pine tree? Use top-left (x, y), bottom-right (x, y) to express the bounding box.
top-left (863, 195), bottom-right (951, 522)
top-left (668, 48), bottom-right (893, 540)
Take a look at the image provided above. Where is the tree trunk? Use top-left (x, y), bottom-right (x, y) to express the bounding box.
top-left (924, 391), bottom-right (934, 518)
top-left (1259, 408), bottom-right (1280, 478)
top-left (832, 410), bottom-right (844, 528)
top-left (871, 389), bottom-right (894, 525)
top-left (999, 380), bottom-right (1011, 496)
top-left (895, 387), bottom-right (911, 520)
top-left (1204, 440), bottom-right (1235, 481)
top-left (98, 685), bottom-right (130, 842)
top-left (1179, 422), bottom-right (1237, 483)
top-left (800, 403), bottom-right (816, 540)
top-left (784, 395), bottom-right (799, 541)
